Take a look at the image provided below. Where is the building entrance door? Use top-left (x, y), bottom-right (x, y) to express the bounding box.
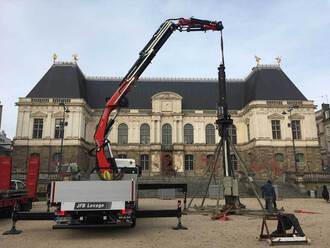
top-left (161, 152), bottom-right (175, 176)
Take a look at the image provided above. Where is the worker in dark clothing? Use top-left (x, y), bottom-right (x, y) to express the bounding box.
top-left (261, 180), bottom-right (276, 212)
top-left (273, 193), bottom-right (277, 210)
top-left (322, 185), bottom-right (329, 202)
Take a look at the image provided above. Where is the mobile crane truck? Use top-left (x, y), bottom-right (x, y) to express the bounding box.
top-left (50, 17), bottom-right (223, 229)
top-left (2, 18), bottom-right (223, 232)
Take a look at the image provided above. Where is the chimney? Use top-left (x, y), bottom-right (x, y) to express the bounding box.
top-left (322, 103), bottom-right (329, 110)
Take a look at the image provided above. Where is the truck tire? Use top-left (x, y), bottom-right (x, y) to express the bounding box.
top-left (20, 200), bottom-right (32, 211)
top-left (130, 217), bottom-right (136, 228)
top-left (0, 207), bottom-right (13, 218)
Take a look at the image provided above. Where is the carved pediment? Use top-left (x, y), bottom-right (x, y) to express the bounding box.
top-left (30, 111), bottom-right (47, 118)
top-left (152, 91), bottom-right (182, 113)
top-left (290, 113), bottom-right (305, 120)
top-left (151, 91), bottom-right (182, 100)
top-left (267, 113), bottom-right (285, 120)
top-left (52, 111), bottom-right (69, 118)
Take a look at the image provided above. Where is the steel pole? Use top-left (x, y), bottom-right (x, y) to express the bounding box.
top-left (289, 110), bottom-right (298, 176)
top-left (59, 106), bottom-right (65, 173)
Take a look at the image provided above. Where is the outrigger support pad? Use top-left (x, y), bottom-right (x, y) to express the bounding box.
top-left (2, 221), bottom-right (22, 235)
top-left (172, 200), bottom-right (188, 230)
top-left (3, 204), bottom-right (22, 235)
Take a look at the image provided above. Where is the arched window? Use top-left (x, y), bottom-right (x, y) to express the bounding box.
top-left (162, 124), bottom-right (172, 145)
top-left (275, 153), bottom-right (284, 162)
top-left (228, 125), bottom-right (237, 145)
top-left (140, 124), bottom-right (150, 144)
top-left (118, 123), bottom-right (128, 144)
top-left (184, 124), bottom-right (194, 144)
top-left (205, 124), bottom-right (215, 144)
top-left (296, 153), bottom-right (305, 163)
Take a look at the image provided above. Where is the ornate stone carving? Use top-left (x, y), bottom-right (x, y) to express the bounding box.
top-left (152, 91), bottom-right (182, 100)
top-left (267, 113), bottom-right (285, 120)
top-left (161, 101), bottom-right (173, 112)
top-left (30, 111), bottom-right (47, 118)
top-left (289, 113), bottom-right (305, 120)
top-left (52, 111), bottom-right (69, 118)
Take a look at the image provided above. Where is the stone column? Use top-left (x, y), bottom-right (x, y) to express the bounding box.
top-left (72, 111), bottom-right (79, 138)
top-left (177, 120), bottom-right (183, 143)
top-left (22, 111), bottom-right (30, 138)
top-left (77, 110), bottom-right (82, 139)
top-left (150, 119), bottom-right (155, 143)
top-left (132, 121), bottom-right (138, 143)
top-left (151, 115), bottom-right (161, 144)
top-left (44, 112), bottom-right (52, 139)
top-left (196, 121), bottom-right (204, 143)
top-left (200, 122), bottom-right (206, 144)
top-left (66, 111), bottom-right (73, 138)
top-left (128, 119), bottom-right (133, 143)
top-left (16, 110), bottom-right (24, 138)
top-left (157, 120), bottom-right (161, 143)
top-left (81, 114), bottom-right (86, 139)
top-left (173, 119), bottom-right (177, 143)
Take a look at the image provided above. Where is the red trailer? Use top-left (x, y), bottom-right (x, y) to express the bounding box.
top-left (0, 155), bottom-right (40, 216)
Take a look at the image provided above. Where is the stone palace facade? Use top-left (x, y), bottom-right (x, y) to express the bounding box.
top-left (12, 61), bottom-right (321, 180)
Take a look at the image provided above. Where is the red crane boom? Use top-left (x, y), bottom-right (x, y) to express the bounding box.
top-left (93, 18), bottom-right (223, 180)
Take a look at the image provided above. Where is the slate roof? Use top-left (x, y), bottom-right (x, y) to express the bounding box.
top-left (244, 67), bottom-right (306, 104)
top-left (27, 63), bottom-right (87, 99)
top-left (27, 62), bottom-right (307, 110)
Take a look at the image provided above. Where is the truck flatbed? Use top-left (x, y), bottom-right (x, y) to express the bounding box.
top-left (0, 156), bottom-right (40, 214)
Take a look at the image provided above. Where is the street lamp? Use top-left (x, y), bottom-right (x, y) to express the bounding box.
top-left (282, 105), bottom-right (299, 176)
top-left (58, 102), bottom-right (70, 173)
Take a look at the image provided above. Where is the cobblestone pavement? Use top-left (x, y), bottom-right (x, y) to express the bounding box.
top-left (0, 198), bottom-right (329, 248)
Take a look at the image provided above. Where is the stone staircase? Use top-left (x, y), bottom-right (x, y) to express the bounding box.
top-left (138, 176), bottom-right (308, 198)
top-left (138, 175), bottom-right (210, 197)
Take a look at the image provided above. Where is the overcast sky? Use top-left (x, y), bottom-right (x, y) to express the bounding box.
top-left (0, 0), bottom-right (329, 138)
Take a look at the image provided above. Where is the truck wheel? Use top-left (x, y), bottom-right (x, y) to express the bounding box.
top-left (2, 208), bottom-right (13, 218)
top-left (130, 217), bottom-right (136, 228)
top-left (20, 200), bottom-right (32, 211)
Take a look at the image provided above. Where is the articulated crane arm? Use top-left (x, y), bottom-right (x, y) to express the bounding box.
top-left (93, 17), bottom-right (223, 180)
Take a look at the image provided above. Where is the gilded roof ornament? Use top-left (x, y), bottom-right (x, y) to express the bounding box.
top-left (275, 56), bottom-right (281, 66)
top-left (254, 55), bottom-right (261, 66)
top-left (52, 53), bottom-right (58, 63)
top-left (72, 54), bottom-right (78, 63)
